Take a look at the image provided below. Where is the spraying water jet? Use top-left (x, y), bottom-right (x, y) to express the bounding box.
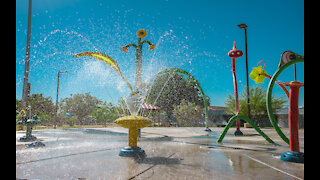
top-left (73, 29), bottom-right (157, 157)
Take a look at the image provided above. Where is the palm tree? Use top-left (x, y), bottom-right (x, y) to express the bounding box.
top-left (225, 85), bottom-right (287, 125)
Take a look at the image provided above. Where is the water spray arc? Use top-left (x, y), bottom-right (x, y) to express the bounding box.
top-left (156, 68), bottom-right (211, 131)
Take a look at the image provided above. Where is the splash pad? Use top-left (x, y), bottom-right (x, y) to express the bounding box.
top-left (16, 0), bottom-right (304, 178)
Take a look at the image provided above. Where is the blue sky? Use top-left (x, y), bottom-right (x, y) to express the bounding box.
top-left (16, 0), bottom-right (304, 106)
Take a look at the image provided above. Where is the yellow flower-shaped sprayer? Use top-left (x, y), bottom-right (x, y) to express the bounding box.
top-left (137, 29), bottom-right (147, 38)
top-left (250, 65), bottom-right (267, 84)
top-left (250, 61), bottom-right (289, 97)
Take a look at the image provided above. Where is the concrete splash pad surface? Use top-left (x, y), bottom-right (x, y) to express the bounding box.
top-left (16, 127), bottom-right (304, 179)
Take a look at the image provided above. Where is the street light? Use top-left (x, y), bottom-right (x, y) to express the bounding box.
top-left (120, 29), bottom-right (156, 94)
top-left (237, 23), bottom-right (251, 121)
top-left (238, 23), bottom-right (247, 29)
top-left (54, 70), bottom-right (68, 129)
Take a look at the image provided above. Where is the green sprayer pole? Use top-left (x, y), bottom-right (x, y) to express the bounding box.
top-left (217, 115), bottom-right (274, 144)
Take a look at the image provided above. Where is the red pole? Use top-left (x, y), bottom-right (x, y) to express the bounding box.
top-left (228, 42), bottom-right (243, 135)
top-left (282, 81), bottom-right (304, 152)
top-left (232, 58), bottom-right (240, 131)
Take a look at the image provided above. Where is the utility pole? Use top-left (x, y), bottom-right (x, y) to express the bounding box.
top-left (21, 0), bottom-right (33, 114)
top-left (54, 71), bottom-right (68, 129)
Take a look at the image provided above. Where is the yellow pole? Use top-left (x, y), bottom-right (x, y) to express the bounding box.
top-left (128, 127), bottom-right (138, 147)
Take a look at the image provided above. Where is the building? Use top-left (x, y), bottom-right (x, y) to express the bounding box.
top-left (207, 106), bottom-right (304, 129)
top-left (276, 106), bottom-right (304, 128)
top-left (207, 106), bottom-right (231, 127)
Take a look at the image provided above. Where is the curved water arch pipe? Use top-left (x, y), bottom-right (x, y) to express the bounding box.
top-left (155, 68), bottom-right (210, 130)
top-left (217, 115), bottom-right (274, 143)
top-left (266, 58), bottom-right (304, 145)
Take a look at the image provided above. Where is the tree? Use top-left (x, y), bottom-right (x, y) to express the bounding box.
top-left (60, 93), bottom-right (102, 125)
top-left (90, 102), bottom-right (119, 127)
top-left (16, 99), bottom-right (21, 115)
top-left (173, 99), bottom-right (204, 127)
top-left (26, 94), bottom-right (55, 117)
top-left (16, 94), bottom-right (56, 125)
top-left (147, 72), bottom-right (209, 123)
top-left (38, 112), bottom-right (52, 125)
top-left (66, 115), bottom-right (77, 127)
top-left (16, 99), bottom-right (22, 121)
top-left (225, 85), bottom-right (287, 125)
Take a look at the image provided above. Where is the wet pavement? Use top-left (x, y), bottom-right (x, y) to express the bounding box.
top-left (16, 127), bottom-right (304, 179)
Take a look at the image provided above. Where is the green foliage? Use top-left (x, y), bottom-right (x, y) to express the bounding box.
top-left (27, 94), bottom-right (56, 117)
top-left (60, 93), bottom-right (102, 125)
top-left (173, 99), bottom-right (204, 127)
top-left (38, 112), bottom-right (52, 125)
top-left (66, 116), bottom-right (77, 127)
top-left (90, 102), bottom-right (119, 126)
top-left (16, 99), bottom-right (21, 116)
top-left (16, 94), bottom-right (55, 124)
top-left (147, 72), bottom-right (209, 121)
top-left (17, 93), bottom-right (124, 126)
top-left (225, 85), bottom-right (287, 125)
